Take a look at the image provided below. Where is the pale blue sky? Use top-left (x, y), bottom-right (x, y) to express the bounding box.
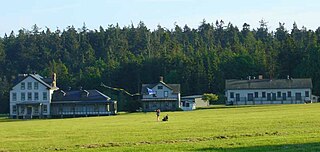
top-left (1, 0), bottom-right (320, 36)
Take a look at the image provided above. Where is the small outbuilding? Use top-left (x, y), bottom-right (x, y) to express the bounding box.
top-left (181, 95), bottom-right (209, 111)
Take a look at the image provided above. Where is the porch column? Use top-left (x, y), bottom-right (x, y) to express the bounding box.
top-left (39, 103), bottom-right (42, 119)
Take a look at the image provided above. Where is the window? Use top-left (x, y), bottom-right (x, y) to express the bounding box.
top-left (94, 105), bottom-right (99, 112)
top-left (34, 92), bottom-right (39, 100)
top-left (21, 107), bottom-right (25, 114)
top-left (262, 92), bottom-right (266, 98)
top-left (21, 93), bottom-right (26, 101)
top-left (164, 91), bottom-right (168, 97)
top-left (277, 91), bottom-right (281, 98)
top-left (287, 91), bottom-right (292, 97)
top-left (254, 92), bottom-right (258, 98)
top-left (158, 86), bottom-right (163, 89)
top-left (34, 107), bottom-right (39, 114)
top-left (230, 92), bottom-right (234, 98)
top-left (43, 92), bottom-right (48, 100)
top-left (282, 93), bottom-right (286, 100)
top-left (12, 93), bottom-right (17, 101)
top-left (305, 91), bottom-right (309, 97)
top-left (248, 93), bottom-right (253, 101)
top-left (296, 93), bottom-right (302, 100)
top-left (12, 105), bottom-right (17, 114)
top-left (21, 82), bottom-right (25, 90)
top-left (27, 92), bottom-right (32, 101)
top-left (267, 93), bottom-right (271, 100)
top-left (34, 82), bottom-right (39, 90)
top-left (27, 82), bottom-right (32, 90)
top-left (186, 102), bottom-right (190, 107)
top-left (272, 93), bottom-right (276, 101)
top-left (235, 94), bottom-right (240, 101)
top-left (43, 105), bottom-right (48, 113)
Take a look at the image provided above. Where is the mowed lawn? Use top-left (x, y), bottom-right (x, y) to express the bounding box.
top-left (1, 104), bottom-right (320, 152)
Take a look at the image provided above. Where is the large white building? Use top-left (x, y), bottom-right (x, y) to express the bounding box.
top-left (10, 74), bottom-right (58, 119)
top-left (10, 73), bottom-right (117, 119)
top-left (225, 77), bottom-right (312, 105)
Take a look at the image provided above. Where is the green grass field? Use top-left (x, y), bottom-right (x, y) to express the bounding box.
top-left (1, 104), bottom-right (320, 152)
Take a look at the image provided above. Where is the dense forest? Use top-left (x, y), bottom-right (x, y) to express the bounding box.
top-left (1, 20), bottom-right (320, 112)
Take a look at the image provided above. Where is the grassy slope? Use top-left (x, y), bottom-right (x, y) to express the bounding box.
top-left (0, 104), bottom-right (320, 152)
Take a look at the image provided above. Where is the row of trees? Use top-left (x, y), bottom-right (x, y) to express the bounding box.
top-left (1, 20), bottom-right (320, 112)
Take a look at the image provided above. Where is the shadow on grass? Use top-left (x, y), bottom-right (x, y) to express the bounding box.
top-left (0, 116), bottom-right (20, 123)
top-left (195, 105), bottom-right (256, 110)
top-left (195, 142), bottom-right (320, 152)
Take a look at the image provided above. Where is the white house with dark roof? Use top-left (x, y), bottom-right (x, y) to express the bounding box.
top-left (141, 77), bottom-right (180, 111)
top-left (10, 73), bottom-right (59, 119)
top-left (181, 95), bottom-right (209, 111)
top-left (10, 73), bottom-right (117, 119)
top-left (225, 77), bottom-right (313, 105)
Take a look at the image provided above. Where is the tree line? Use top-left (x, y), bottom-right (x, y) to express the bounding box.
top-left (1, 20), bottom-right (320, 112)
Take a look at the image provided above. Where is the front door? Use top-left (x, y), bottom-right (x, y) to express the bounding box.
top-left (235, 94), bottom-right (240, 102)
top-left (27, 107), bottom-right (32, 115)
top-left (282, 93), bottom-right (286, 100)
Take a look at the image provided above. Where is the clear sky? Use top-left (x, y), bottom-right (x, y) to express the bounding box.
top-left (1, 0), bottom-right (320, 36)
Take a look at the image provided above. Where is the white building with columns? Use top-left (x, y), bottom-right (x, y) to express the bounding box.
top-left (225, 77), bottom-right (312, 105)
top-left (10, 73), bottom-right (58, 119)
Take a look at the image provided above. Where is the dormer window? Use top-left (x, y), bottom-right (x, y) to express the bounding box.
top-left (158, 86), bottom-right (163, 89)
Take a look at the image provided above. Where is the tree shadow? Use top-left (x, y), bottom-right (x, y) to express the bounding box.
top-left (194, 142), bottom-right (320, 152)
top-left (195, 105), bottom-right (256, 110)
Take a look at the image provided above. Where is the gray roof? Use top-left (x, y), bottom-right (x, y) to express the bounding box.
top-left (181, 95), bottom-right (203, 99)
top-left (225, 78), bottom-right (312, 90)
top-left (52, 89), bottom-right (114, 103)
top-left (13, 74), bottom-right (56, 89)
top-left (141, 81), bottom-right (180, 94)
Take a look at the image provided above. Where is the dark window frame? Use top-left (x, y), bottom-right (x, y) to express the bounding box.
top-left (230, 92), bottom-right (234, 98)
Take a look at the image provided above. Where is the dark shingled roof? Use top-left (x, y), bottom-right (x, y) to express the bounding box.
top-left (225, 78), bottom-right (312, 90)
top-left (52, 89), bottom-right (113, 103)
top-left (141, 81), bottom-right (180, 94)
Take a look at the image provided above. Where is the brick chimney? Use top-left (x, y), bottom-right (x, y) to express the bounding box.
top-left (52, 73), bottom-right (57, 88)
top-left (159, 76), bottom-right (164, 82)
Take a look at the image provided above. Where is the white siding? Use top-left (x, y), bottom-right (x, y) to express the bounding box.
top-left (142, 83), bottom-right (178, 99)
top-left (226, 88), bottom-right (312, 105)
top-left (10, 76), bottom-right (55, 117)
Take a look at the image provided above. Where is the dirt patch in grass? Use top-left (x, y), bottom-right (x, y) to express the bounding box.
top-left (78, 131), bottom-right (285, 149)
